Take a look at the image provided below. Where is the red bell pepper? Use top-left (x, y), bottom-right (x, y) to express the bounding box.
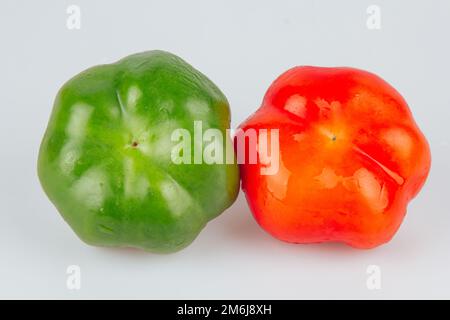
top-left (237, 66), bottom-right (431, 248)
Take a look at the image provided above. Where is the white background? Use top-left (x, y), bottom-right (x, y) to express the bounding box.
top-left (1, 0), bottom-right (449, 299)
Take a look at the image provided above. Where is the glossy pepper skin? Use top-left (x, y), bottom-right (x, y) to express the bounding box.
top-left (238, 67), bottom-right (431, 249)
top-left (38, 51), bottom-right (239, 253)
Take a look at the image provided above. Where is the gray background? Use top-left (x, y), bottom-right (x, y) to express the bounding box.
top-left (0, 0), bottom-right (449, 299)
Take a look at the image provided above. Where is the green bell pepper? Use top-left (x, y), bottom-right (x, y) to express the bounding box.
top-left (38, 50), bottom-right (239, 253)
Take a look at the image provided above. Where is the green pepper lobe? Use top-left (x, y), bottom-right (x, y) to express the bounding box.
top-left (38, 50), bottom-right (239, 252)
